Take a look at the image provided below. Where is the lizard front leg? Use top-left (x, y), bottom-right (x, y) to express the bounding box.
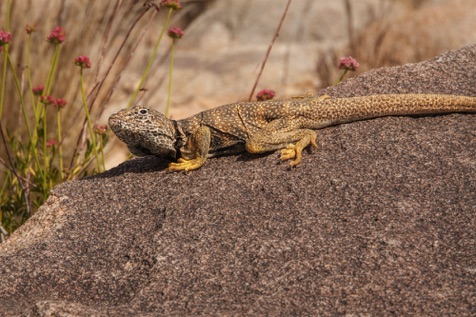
top-left (245, 118), bottom-right (317, 167)
top-left (168, 125), bottom-right (211, 172)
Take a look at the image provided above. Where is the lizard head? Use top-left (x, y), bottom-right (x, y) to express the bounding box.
top-left (108, 106), bottom-right (178, 159)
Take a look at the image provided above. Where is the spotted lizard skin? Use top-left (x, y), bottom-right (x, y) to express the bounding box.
top-left (108, 94), bottom-right (476, 171)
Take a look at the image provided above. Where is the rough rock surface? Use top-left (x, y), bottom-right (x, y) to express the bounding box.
top-left (1, 46), bottom-right (475, 316)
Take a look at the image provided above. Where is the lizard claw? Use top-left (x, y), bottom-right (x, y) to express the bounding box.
top-left (279, 144), bottom-right (303, 167)
top-left (168, 157), bottom-right (206, 172)
top-left (280, 145), bottom-right (297, 161)
top-left (279, 131), bottom-right (318, 167)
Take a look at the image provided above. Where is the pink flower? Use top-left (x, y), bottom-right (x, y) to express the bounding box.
top-left (161, 0), bottom-right (182, 10)
top-left (74, 55), bottom-right (91, 69)
top-left (256, 89), bottom-right (276, 101)
top-left (46, 139), bottom-right (58, 148)
top-left (167, 26), bottom-right (184, 40)
top-left (338, 56), bottom-right (359, 71)
top-left (47, 26), bottom-right (65, 44)
top-left (54, 98), bottom-right (68, 108)
top-left (32, 85), bottom-right (45, 96)
top-left (40, 95), bottom-right (55, 106)
top-left (0, 31), bottom-right (12, 46)
top-left (25, 24), bottom-right (36, 34)
top-left (94, 124), bottom-right (107, 135)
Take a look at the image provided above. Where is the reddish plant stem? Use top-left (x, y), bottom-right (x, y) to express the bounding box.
top-left (248, 0), bottom-right (292, 101)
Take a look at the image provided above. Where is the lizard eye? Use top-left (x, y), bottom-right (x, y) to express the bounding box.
top-left (138, 109), bottom-right (148, 115)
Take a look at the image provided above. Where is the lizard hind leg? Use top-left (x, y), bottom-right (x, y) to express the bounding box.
top-left (246, 127), bottom-right (318, 167)
top-left (279, 129), bottom-right (317, 166)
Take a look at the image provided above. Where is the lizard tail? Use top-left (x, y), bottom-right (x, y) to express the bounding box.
top-left (317, 94), bottom-right (476, 127)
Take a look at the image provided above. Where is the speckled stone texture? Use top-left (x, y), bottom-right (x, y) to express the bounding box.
top-left (1, 45), bottom-right (475, 317)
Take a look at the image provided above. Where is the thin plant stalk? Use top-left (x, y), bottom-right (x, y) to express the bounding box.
top-left (127, 7), bottom-right (173, 108)
top-left (165, 39), bottom-right (176, 117)
top-left (0, 0), bottom-right (11, 117)
top-left (5, 50), bottom-right (32, 141)
top-left (42, 103), bottom-right (48, 177)
top-left (5, 0), bottom-right (11, 31)
top-left (335, 69), bottom-right (348, 85)
top-left (44, 44), bottom-right (61, 96)
top-left (41, 44), bottom-right (61, 178)
top-left (0, 50), bottom-right (7, 118)
top-left (56, 109), bottom-right (64, 180)
top-left (4, 46), bottom-right (42, 182)
top-left (79, 68), bottom-right (100, 172)
top-left (0, 120), bottom-right (31, 222)
top-left (25, 32), bottom-right (43, 176)
top-left (248, 0), bottom-right (292, 101)
top-left (26, 34), bottom-right (39, 121)
top-left (97, 132), bottom-right (106, 171)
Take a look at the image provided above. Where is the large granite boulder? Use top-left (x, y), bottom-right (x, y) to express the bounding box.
top-left (0, 45), bottom-right (475, 316)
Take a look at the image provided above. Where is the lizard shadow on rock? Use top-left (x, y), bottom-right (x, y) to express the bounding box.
top-left (89, 152), bottom-right (273, 180)
top-left (235, 151), bottom-right (274, 162)
top-left (87, 156), bottom-right (170, 179)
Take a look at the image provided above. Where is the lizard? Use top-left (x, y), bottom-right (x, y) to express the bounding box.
top-left (108, 94), bottom-right (476, 172)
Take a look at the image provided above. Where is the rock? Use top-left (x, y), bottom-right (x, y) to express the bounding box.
top-left (1, 45), bottom-right (475, 316)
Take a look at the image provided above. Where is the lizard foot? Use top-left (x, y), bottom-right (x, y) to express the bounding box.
top-left (279, 131), bottom-right (318, 167)
top-left (168, 157), bottom-right (206, 172)
top-left (280, 145), bottom-right (304, 167)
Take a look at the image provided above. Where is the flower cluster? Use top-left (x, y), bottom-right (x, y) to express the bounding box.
top-left (74, 55), bottom-right (91, 69)
top-left (46, 139), bottom-right (59, 148)
top-left (94, 125), bottom-right (107, 135)
top-left (161, 0), bottom-right (182, 10)
top-left (0, 31), bottom-right (12, 47)
top-left (55, 98), bottom-right (68, 108)
top-left (338, 56), bottom-right (359, 71)
top-left (25, 24), bottom-right (36, 34)
top-left (47, 26), bottom-right (65, 44)
top-left (32, 85), bottom-right (45, 96)
top-left (167, 26), bottom-right (184, 40)
top-left (256, 89), bottom-right (276, 101)
top-left (40, 95), bottom-right (55, 105)
top-left (40, 95), bottom-right (67, 108)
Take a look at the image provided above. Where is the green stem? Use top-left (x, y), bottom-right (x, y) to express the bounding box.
top-left (165, 39), bottom-right (176, 118)
top-left (44, 45), bottom-right (61, 95)
top-left (41, 43), bottom-right (61, 185)
top-left (80, 68), bottom-right (100, 171)
top-left (5, 46), bottom-right (43, 185)
top-left (42, 103), bottom-right (47, 177)
top-left (0, 0), bottom-right (10, 116)
top-left (127, 8), bottom-right (173, 108)
top-left (98, 134), bottom-right (106, 171)
top-left (0, 50), bottom-right (7, 118)
top-left (5, 50), bottom-right (32, 141)
top-left (1, 0), bottom-right (10, 115)
top-left (25, 34), bottom-right (42, 176)
top-left (335, 69), bottom-right (348, 85)
top-left (56, 109), bottom-right (64, 180)
top-left (26, 35), bottom-right (39, 122)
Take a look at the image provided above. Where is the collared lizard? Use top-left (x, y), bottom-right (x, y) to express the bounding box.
top-left (108, 94), bottom-right (476, 172)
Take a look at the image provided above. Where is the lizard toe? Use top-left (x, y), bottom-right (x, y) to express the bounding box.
top-left (280, 145), bottom-right (296, 161)
top-left (289, 150), bottom-right (303, 167)
top-left (168, 157), bottom-right (206, 172)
